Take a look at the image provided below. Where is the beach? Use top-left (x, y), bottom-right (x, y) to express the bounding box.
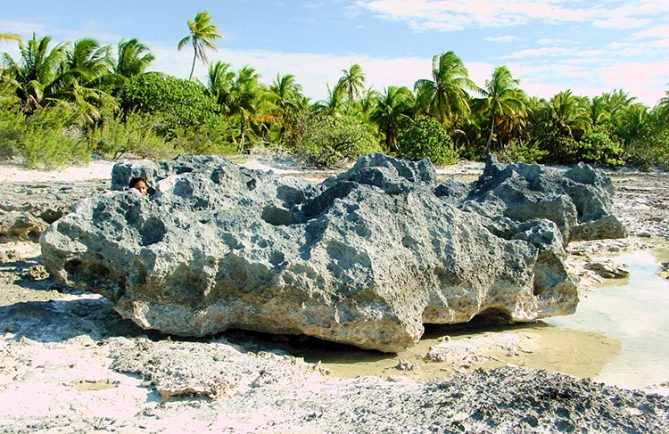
top-left (1, 156), bottom-right (668, 432)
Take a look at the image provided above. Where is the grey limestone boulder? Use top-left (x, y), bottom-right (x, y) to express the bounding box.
top-left (460, 155), bottom-right (627, 242)
top-left (40, 154), bottom-right (622, 352)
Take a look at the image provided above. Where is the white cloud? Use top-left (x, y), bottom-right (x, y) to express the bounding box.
top-left (0, 19), bottom-right (47, 36)
top-left (505, 47), bottom-right (571, 59)
top-left (593, 16), bottom-right (651, 29)
top-left (536, 38), bottom-right (577, 46)
top-left (600, 59), bottom-right (669, 104)
top-left (484, 35), bottom-right (521, 43)
top-left (505, 46), bottom-right (606, 60)
top-left (632, 25), bottom-right (669, 39)
top-left (356, 0), bottom-right (664, 31)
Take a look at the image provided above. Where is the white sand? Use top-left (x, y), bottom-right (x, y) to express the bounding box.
top-left (0, 161), bottom-right (116, 183)
top-left (0, 156), bottom-right (486, 184)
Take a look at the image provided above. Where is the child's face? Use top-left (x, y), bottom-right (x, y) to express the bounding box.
top-left (134, 180), bottom-right (148, 196)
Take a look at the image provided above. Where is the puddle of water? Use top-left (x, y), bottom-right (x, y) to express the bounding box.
top-left (545, 248), bottom-right (669, 388)
top-left (70, 379), bottom-right (119, 392)
top-left (296, 323), bottom-right (619, 381)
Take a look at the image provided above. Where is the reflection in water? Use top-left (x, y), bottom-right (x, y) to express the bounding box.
top-left (546, 248), bottom-right (669, 388)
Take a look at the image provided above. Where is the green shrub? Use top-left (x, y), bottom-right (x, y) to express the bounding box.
top-left (624, 126), bottom-right (669, 171)
top-left (88, 110), bottom-right (175, 160)
top-left (286, 113), bottom-right (380, 166)
top-left (20, 106), bottom-right (89, 168)
top-left (497, 139), bottom-right (548, 163)
top-left (397, 118), bottom-right (457, 164)
top-left (577, 130), bottom-right (624, 167)
top-left (171, 117), bottom-right (238, 155)
top-left (537, 134), bottom-right (580, 164)
top-left (118, 72), bottom-right (219, 137)
top-left (0, 103), bottom-right (25, 159)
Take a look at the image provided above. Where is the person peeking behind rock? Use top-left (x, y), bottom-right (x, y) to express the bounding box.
top-left (129, 176), bottom-right (149, 196)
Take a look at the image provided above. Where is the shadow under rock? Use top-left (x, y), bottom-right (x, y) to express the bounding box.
top-left (0, 297), bottom-right (155, 343)
top-left (0, 254), bottom-right (85, 294)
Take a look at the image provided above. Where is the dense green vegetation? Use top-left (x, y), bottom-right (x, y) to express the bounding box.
top-left (1, 12), bottom-right (668, 169)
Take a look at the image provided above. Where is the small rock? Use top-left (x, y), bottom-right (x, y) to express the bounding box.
top-left (585, 260), bottom-right (629, 278)
top-left (396, 358), bottom-right (420, 371)
top-left (22, 265), bottom-right (50, 280)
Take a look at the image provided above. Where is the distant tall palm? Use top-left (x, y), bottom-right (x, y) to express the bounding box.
top-left (589, 95), bottom-right (610, 128)
top-left (414, 51), bottom-right (477, 125)
top-left (177, 11), bottom-right (222, 81)
top-left (371, 86), bottom-right (414, 152)
top-left (114, 38), bottom-right (155, 79)
top-left (617, 103), bottom-right (652, 150)
top-left (269, 73), bottom-right (303, 113)
top-left (474, 66), bottom-right (527, 152)
top-left (337, 64), bottom-right (365, 112)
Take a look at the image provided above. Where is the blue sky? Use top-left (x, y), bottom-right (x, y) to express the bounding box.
top-left (2, 0), bottom-right (668, 105)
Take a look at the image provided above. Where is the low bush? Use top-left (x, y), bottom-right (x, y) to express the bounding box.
top-left (118, 72), bottom-right (219, 137)
top-left (88, 110), bottom-right (175, 160)
top-left (577, 129), bottom-right (624, 167)
top-left (397, 118), bottom-right (457, 165)
top-left (286, 112), bottom-right (380, 166)
top-left (497, 139), bottom-right (548, 163)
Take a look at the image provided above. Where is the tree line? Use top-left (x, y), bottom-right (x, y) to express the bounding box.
top-left (1, 11), bottom-right (668, 169)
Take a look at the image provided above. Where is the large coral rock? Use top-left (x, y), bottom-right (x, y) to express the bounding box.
top-left (460, 155), bottom-right (627, 242)
top-left (40, 154), bottom-right (622, 352)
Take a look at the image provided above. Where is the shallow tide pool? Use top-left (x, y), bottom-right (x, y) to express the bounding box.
top-left (545, 248), bottom-right (669, 388)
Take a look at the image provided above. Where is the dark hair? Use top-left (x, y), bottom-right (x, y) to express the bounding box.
top-left (129, 176), bottom-right (147, 188)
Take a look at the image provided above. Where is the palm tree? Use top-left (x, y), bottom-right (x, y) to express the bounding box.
top-left (1, 34), bottom-right (68, 112)
top-left (207, 60), bottom-right (235, 114)
top-left (414, 51), bottom-right (477, 125)
top-left (269, 73), bottom-right (303, 140)
top-left (316, 81), bottom-right (346, 116)
top-left (269, 73), bottom-right (302, 113)
top-left (549, 90), bottom-right (590, 140)
top-left (0, 33), bottom-right (21, 44)
top-left (617, 103), bottom-right (653, 151)
top-left (227, 66), bottom-right (265, 149)
top-left (57, 38), bottom-right (116, 123)
top-left (474, 66), bottom-right (527, 152)
top-left (589, 95), bottom-right (611, 128)
top-left (114, 38), bottom-right (155, 79)
top-left (337, 64), bottom-right (365, 112)
top-left (177, 10), bottom-right (222, 81)
top-left (656, 90), bottom-right (669, 122)
top-left (370, 86), bottom-right (414, 152)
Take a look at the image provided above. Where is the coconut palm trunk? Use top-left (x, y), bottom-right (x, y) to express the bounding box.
top-left (486, 108), bottom-right (496, 153)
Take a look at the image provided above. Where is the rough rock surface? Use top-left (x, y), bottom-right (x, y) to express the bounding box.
top-left (40, 154), bottom-right (623, 351)
top-left (450, 155), bottom-right (627, 243)
top-left (0, 181), bottom-right (106, 241)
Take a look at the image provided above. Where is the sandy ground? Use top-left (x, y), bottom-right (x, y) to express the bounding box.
top-left (1, 156), bottom-right (669, 432)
